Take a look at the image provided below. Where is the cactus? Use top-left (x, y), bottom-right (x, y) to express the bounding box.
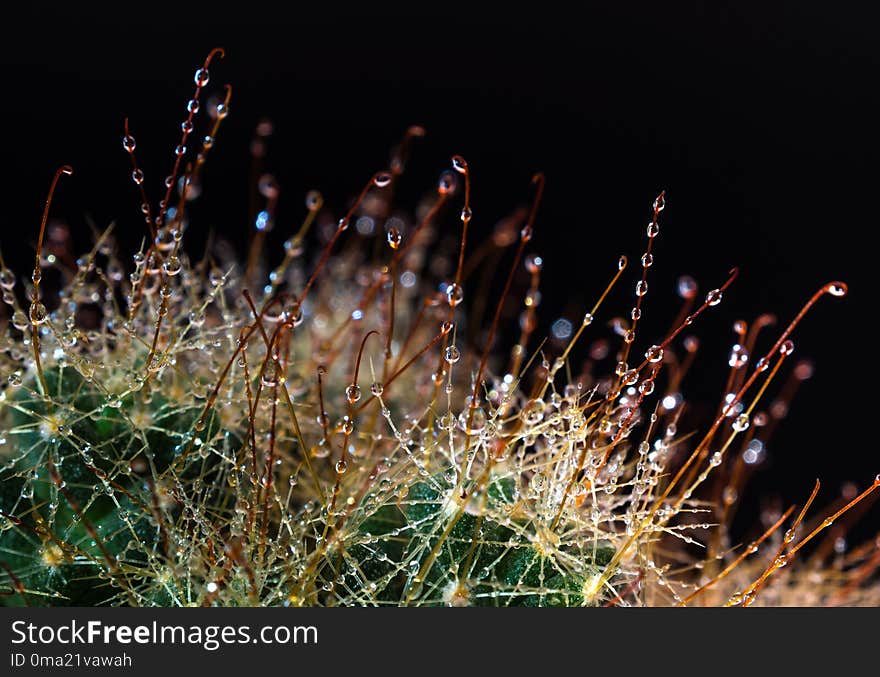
top-left (1, 49), bottom-right (878, 608)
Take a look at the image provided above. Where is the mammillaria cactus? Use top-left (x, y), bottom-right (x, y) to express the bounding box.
top-left (1, 49), bottom-right (877, 608)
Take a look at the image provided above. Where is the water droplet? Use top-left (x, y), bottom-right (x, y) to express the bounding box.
top-left (387, 226), bottom-right (402, 249)
top-left (641, 252), bottom-right (653, 268)
top-left (345, 384), bottom-right (361, 403)
top-left (638, 378), bottom-right (655, 396)
top-left (194, 67), bottom-right (210, 87)
top-left (311, 440), bottom-right (330, 458)
top-left (732, 413), bottom-right (750, 432)
top-left (0, 269), bottom-right (15, 289)
top-left (122, 134), bottom-right (138, 154)
top-left (283, 237), bottom-right (304, 257)
top-left (374, 172), bottom-right (392, 188)
top-left (458, 406), bottom-right (487, 434)
top-left (29, 302), bottom-right (47, 325)
top-left (438, 171), bottom-right (456, 194)
top-left (444, 345), bottom-right (461, 364)
top-left (335, 459), bottom-right (348, 474)
top-left (826, 282), bottom-right (847, 297)
top-left (437, 411), bottom-right (456, 431)
top-left (261, 366), bottom-right (279, 387)
top-left (525, 254), bottom-right (543, 273)
top-left (652, 194), bottom-right (666, 212)
top-left (8, 372), bottom-right (22, 387)
top-left (305, 190), bottom-right (322, 210)
top-left (582, 312), bottom-right (594, 326)
top-left (716, 486), bottom-right (737, 507)
top-left (257, 174), bottom-right (279, 199)
top-left (370, 382), bottom-right (384, 396)
top-left (131, 168), bottom-right (144, 185)
top-left (189, 310), bottom-right (206, 327)
top-left (705, 289), bottom-right (723, 306)
top-left (531, 472), bottom-right (547, 491)
top-left (440, 321), bottom-right (454, 335)
top-left (677, 275), bottom-right (697, 299)
top-left (446, 283), bottom-right (464, 307)
top-left (521, 399), bottom-right (545, 425)
top-left (341, 417), bottom-right (354, 435)
top-left (645, 345), bottom-right (664, 363)
top-left (728, 344), bottom-right (749, 368)
top-left (452, 155), bottom-right (468, 173)
top-left (646, 221), bottom-right (660, 238)
top-left (162, 256), bottom-right (182, 276)
top-left (779, 339), bottom-right (795, 356)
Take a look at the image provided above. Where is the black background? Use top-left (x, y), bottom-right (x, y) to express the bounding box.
top-left (1, 3), bottom-right (877, 539)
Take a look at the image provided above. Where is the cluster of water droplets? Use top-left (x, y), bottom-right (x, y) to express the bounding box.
top-left (0, 52), bottom-right (873, 607)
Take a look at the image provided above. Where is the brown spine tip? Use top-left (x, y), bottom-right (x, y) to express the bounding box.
top-left (204, 47), bottom-right (226, 66)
